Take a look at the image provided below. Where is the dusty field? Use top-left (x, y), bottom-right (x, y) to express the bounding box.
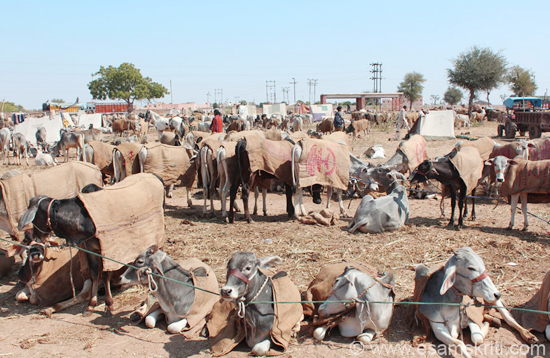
top-left (0, 121), bottom-right (549, 358)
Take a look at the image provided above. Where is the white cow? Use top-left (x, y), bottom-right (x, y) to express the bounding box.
top-left (0, 128), bottom-right (11, 165)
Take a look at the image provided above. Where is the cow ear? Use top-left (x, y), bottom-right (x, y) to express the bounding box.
top-left (440, 256), bottom-right (457, 295)
top-left (258, 256), bottom-right (282, 269)
top-left (509, 159), bottom-right (519, 165)
top-left (6, 245), bottom-right (24, 258)
top-left (192, 267), bottom-right (208, 277)
top-left (484, 159), bottom-right (494, 166)
top-left (146, 245), bottom-right (158, 257)
top-left (18, 196), bottom-right (47, 230)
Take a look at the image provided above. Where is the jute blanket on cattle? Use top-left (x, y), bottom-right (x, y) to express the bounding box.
top-left (201, 136), bottom-right (223, 160)
top-left (490, 142), bottom-right (523, 159)
top-left (289, 131), bottom-right (309, 143)
top-left (207, 271), bottom-right (302, 356)
top-left (500, 158), bottom-right (550, 196)
top-left (398, 134), bottom-right (427, 172)
top-left (449, 146), bottom-right (484, 194)
top-left (2, 162), bottom-right (102, 240)
top-left (115, 142), bottom-right (142, 178)
top-left (224, 130), bottom-right (264, 142)
top-left (143, 143), bottom-right (196, 187)
top-left (518, 270), bottom-right (550, 333)
top-left (296, 139), bottom-right (350, 190)
top-left (528, 137), bottom-right (550, 161)
top-left (245, 136), bottom-right (294, 186)
top-left (27, 247), bottom-right (86, 306)
top-left (409, 265), bottom-right (502, 344)
top-left (138, 258), bottom-right (219, 339)
top-left (88, 141), bottom-right (115, 176)
top-left (78, 173), bottom-right (165, 272)
top-left (322, 131), bottom-right (350, 146)
top-left (303, 260), bottom-right (384, 317)
top-left (459, 136), bottom-right (495, 161)
top-left (264, 128), bottom-right (283, 141)
top-left (190, 130), bottom-right (214, 145)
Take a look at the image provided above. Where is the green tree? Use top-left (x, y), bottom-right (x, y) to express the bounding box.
top-left (2, 101), bottom-right (25, 112)
top-left (51, 98), bottom-right (65, 103)
top-left (239, 100), bottom-right (248, 105)
top-left (397, 72), bottom-right (426, 110)
top-left (443, 87), bottom-right (463, 106)
top-left (447, 46), bottom-right (507, 115)
top-left (212, 102), bottom-right (219, 109)
top-left (507, 65), bottom-right (537, 97)
top-left (88, 63), bottom-right (168, 112)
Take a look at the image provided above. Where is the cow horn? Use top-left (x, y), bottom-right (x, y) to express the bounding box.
top-left (18, 195), bottom-right (49, 230)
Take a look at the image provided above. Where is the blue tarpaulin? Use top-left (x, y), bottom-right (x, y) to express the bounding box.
top-left (503, 97), bottom-right (542, 109)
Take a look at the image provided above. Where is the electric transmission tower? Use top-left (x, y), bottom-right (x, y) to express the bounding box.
top-left (307, 79), bottom-right (318, 104)
top-left (370, 63), bottom-right (383, 93)
top-left (282, 87), bottom-right (290, 103)
top-left (266, 81), bottom-right (276, 103)
top-left (290, 78), bottom-right (298, 103)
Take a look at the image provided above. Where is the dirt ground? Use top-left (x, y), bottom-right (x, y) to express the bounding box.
top-left (1, 121), bottom-right (549, 358)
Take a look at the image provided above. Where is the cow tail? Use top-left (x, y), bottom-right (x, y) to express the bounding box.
top-left (236, 139), bottom-right (246, 192)
top-left (291, 145), bottom-right (297, 191)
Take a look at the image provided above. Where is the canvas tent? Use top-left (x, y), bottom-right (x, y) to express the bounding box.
top-left (310, 104), bottom-right (333, 122)
top-left (76, 113), bottom-right (103, 129)
top-left (14, 115), bottom-right (65, 146)
top-left (262, 103), bottom-right (286, 116)
top-left (412, 110), bottom-right (455, 140)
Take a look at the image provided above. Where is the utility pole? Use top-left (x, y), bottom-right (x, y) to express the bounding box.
top-left (307, 79), bottom-right (313, 105)
top-left (312, 79), bottom-right (318, 104)
top-left (206, 92), bottom-right (211, 103)
top-left (221, 89), bottom-right (223, 107)
top-left (290, 78), bottom-right (298, 103)
top-left (370, 63), bottom-right (383, 93)
top-left (266, 81), bottom-right (276, 103)
top-left (170, 80), bottom-right (173, 104)
top-left (282, 87), bottom-right (290, 103)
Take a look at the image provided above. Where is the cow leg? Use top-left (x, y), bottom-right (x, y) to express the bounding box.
top-left (520, 193), bottom-right (529, 231)
top-left (167, 318), bottom-right (188, 334)
top-left (262, 187), bottom-right (267, 216)
top-left (84, 247), bottom-right (102, 316)
top-left (186, 186), bottom-right (193, 208)
top-left (165, 184), bottom-right (174, 198)
top-left (242, 181), bottom-right (252, 223)
top-left (285, 183), bottom-right (295, 218)
top-left (326, 187), bottom-right (332, 209)
top-left (508, 194), bottom-right (519, 230)
top-left (15, 286), bottom-right (31, 302)
top-left (430, 322), bottom-right (471, 358)
top-left (336, 189), bottom-right (345, 216)
top-left (357, 330), bottom-right (375, 345)
top-left (229, 183), bottom-right (238, 223)
top-left (253, 186), bottom-right (259, 216)
top-left (201, 151), bottom-right (209, 215)
top-left (207, 155), bottom-right (216, 213)
top-left (468, 320), bottom-right (488, 345)
top-left (448, 188), bottom-right (457, 227)
top-left (103, 272), bottom-right (114, 316)
top-left (294, 188), bottom-right (305, 216)
top-left (457, 187), bottom-right (466, 228)
top-left (313, 326), bottom-right (327, 340)
top-left (46, 279), bottom-right (93, 316)
top-left (145, 308), bottom-right (164, 328)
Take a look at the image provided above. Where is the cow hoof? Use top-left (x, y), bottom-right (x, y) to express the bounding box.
top-left (41, 308), bottom-right (54, 318)
top-left (83, 310), bottom-right (94, 317)
top-left (105, 309), bottom-right (113, 317)
top-left (506, 226), bottom-right (513, 231)
top-left (263, 212), bottom-right (267, 217)
top-left (253, 210), bottom-right (258, 215)
top-left (129, 312), bottom-right (142, 322)
top-left (522, 226), bottom-right (529, 232)
top-left (313, 327), bottom-right (326, 341)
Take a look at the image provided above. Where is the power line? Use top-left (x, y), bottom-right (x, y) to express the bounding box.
top-left (290, 78), bottom-right (298, 103)
top-left (307, 79), bottom-right (318, 104)
top-left (266, 80), bottom-right (276, 103)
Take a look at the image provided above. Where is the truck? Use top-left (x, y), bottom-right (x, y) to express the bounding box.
top-left (86, 102), bottom-right (129, 114)
top-left (502, 97), bottom-right (550, 139)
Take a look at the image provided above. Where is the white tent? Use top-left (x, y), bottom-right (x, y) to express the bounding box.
top-left (75, 113), bottom-right (103, 129)
top-left (262, 103), bottom-right (286, 116)
top-left (417, 110), bottom-right (455, 140)
top-left (310, 104), bottom-right (333, 122)
top-left (14, 115), bottom-right (64, 145)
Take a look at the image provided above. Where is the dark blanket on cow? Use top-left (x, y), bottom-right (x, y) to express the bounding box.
top-left (78, 173), bottom-right (165, 272)
top-left (245, 136), bottom-right (294, 186)
top-left (207, 271), bottom-right (302, 356)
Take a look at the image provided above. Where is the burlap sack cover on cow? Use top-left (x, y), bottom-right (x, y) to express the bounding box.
top-left (302, 260), bottom-right (394, 319)
top-left (206, 271), bottom-right (302, 356)
top-left (245, 136), bottom-right (294, 186)
top-left (1, 162), bottom-right (102, 240)
top-left (528, 137), bottom-right (550, 161)
top-left (201, 135), bottom-right (223, 160)
top-left (115, 142), bottom-right (142, 178)
top-left (458, 136), bottom-right (495, 161)
top-left (517, 271), bottom-right (550, 334)
top-left (78, 173), bottom-right (165, 272)
top-left (135, 258), bottom-right (219, 339)
top-left (295, 139), bottom-right (350, 191)
top-left (143, 143), bottom-right (196, 188)
top-left (408, 265), bottom-right (502, 345)
top-left (398, 134), bottom-right (427, 173)
top-left (224, 129), bottom-right (265, 142)
top-left (499, 158), bottom-right (550, 196)
top-left (87, 141), bottom-right (115, 180)
top-left (322, 131), bottom-right (350, 146)
top-left (449, 146), bottom-right (484, 195)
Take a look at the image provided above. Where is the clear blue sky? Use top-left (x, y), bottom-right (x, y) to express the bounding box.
top-left (2, 0), bottom-right (549, 110)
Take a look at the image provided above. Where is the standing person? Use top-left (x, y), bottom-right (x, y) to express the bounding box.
top-left (334, 106), bottom-right (344, 131)
top-left (210, 109), bottom-right (224, 133)
top-left (396, 105), bottom-right (410, 140)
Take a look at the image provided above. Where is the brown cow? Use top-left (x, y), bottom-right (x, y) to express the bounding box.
top-left (111, 119), bottom-right (129, 135)
top-left (346, 119), bottom-right (369, 141)
top-left (316, 118), bottom-right (334, 134)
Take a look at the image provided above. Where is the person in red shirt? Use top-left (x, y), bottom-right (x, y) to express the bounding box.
top-left (210, 109), bottom-right (224, 133)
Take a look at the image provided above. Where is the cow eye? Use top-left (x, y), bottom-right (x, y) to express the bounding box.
top-left (467, 267), bottom-right (476, 271)
top-left (244, 266), bottom-right (252, 272)
top-left (136, 259), bottom-right (144, 265)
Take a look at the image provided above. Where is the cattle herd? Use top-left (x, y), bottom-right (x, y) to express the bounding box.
top-left (0, 108), bottom-right (549, 357)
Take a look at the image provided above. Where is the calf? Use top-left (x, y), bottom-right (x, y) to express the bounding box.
top-left (291, 115), bottom-right (303, 132)
top-left (454, 112), bottom-right (470, 128)
top-left (317, 118), bottom-right (334, 134)
top-left (11, 133), bottom-right (29, 165)
top-left (488, 156), bottom-right (550, 231)
top-left (347, 170), bottom-right (409, 233)
top-left (34, 149), bottom-right (57, 166)
top-left (35, 126), bottom-right (47, 151)
top-left (120, 246), bottom-right (218, 335)
top-left (0, 128), bottom-right (10, 165)
top-left (345, 119), bottom-right (369, 141)
top-left (217, 252), bottom-right (302, 356)
top-left (412, 248), bottom-right (536, 358)
top-left (314, 265), bottom-right (394, 345)
top-left (52, 131), bottom-right (84, 162)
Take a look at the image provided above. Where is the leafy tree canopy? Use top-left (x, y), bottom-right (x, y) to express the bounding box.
top-left (443, 87), bottom-right (463, 106)
top-left (88, 62), bottom-right (168, 112)
top-left (2, 101), bottom-right (25, 112)
top-left (240, 100), bottom-right (248, 105)
top-left (397, 72), bottom-right (426, 109)
top-left (51, 98), bottom-right (65, 103)
top-left (447, 46), bottom-right (507, 114)
top-left (507, 65), bottom-right (537, 97)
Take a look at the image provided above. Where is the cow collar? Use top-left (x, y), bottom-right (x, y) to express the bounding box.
top-left (228, 268), bottom-right (257, 284)
top-left (33, 198), bottom-right (56, 235)
top-left (453, 270), bottom-right (489, 297)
